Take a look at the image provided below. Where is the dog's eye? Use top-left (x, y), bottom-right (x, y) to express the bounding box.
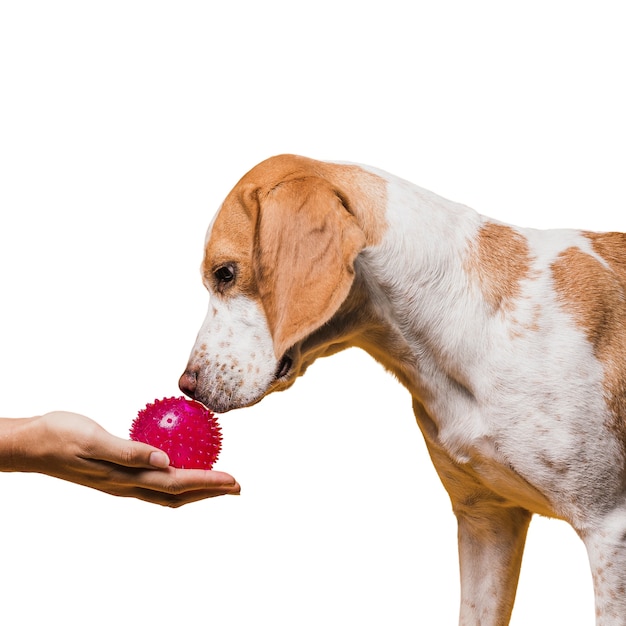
top-left (214, 265), bottom-right (235, 284)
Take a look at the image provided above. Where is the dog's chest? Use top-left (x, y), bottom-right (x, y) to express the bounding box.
top-left (413, 350), bottom-right (626, 524)
top-left (414, 400), bottom-right (559, 517)
top-left (454, 438), bottom-right (559, 518)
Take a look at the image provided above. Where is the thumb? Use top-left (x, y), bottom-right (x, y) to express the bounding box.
top-left (92, 430), bottom-right (170, 469)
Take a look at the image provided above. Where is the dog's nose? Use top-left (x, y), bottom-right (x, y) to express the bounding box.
top-left (178, 368), bottom-right (198, 398)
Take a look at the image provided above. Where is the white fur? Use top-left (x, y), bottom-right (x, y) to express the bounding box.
top-left (186, 294), bottom-right (276, 413)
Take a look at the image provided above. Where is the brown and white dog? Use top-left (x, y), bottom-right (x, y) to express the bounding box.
top-left (179, 154), bottom-right (626, 625)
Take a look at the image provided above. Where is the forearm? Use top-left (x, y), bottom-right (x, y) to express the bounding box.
top-left (0, 417), bottom-right (34, 472)
top-left (0, 413), bottom-right (97, 475)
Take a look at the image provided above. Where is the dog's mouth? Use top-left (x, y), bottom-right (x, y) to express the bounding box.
top-left (274, 354), bottom-right (293, 380)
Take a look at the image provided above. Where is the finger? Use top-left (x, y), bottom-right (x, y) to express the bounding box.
top-left (86, 429), bottom-right (171, 469)
top-left (121, 484), bottom-right (241, 508)
top-left (99, 468), bottom-right (241, 506)
top-left (98, 463), bottom-right (240, 495)
top-left (122, 466), bottom-right (241, 495)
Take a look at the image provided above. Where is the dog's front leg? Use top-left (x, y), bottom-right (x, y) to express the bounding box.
top-left (455, 504), bottom-right (532, 626)
top-left (581, 516), bottom-right (626, 626)
top-left (417, 405), bottom-right (532, 625)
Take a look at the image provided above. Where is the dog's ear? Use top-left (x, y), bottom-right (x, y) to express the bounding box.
top-left (255, 177), bottom-right (366, 357)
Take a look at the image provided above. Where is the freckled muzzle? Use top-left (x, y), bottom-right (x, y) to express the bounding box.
top-left (179, 294), bottom-right (285, 412)
top-left (179, 349), bottom-right (296, 413)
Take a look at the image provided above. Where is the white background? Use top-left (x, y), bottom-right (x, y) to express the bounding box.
top-left (1, 2), bottom-right (624, 624)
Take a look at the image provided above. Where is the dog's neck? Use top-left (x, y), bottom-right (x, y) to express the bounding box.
top-left (301, 171), bottom-right (503, 438)
top-left (359, 177), bottom-right (483, 379)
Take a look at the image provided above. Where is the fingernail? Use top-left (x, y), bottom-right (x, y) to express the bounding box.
top-left (149, 451), bottom-right (170, 468)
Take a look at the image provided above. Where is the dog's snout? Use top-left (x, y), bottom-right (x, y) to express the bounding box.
top-left (178, 368), bottom-right (198, 398)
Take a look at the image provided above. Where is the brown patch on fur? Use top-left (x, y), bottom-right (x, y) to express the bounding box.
top-left (255, 176), bottom-right (367, 357)
top-left (466, 222), bottom-right (532, 314)
top-left (586, 232), bottom-right (626, 281)
top-left (203, 182), bottom-right (260, 298)
top-left (319, 162), bottom-right (388, 247)
top-left (551, 234), bottom-right (626, 439)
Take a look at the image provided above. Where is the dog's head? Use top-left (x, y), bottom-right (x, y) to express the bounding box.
top-left (179, 155), bottom-right (386, 412)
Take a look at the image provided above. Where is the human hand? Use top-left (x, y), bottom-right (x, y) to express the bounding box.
top-left (2, 411), bottom-right (240, 507)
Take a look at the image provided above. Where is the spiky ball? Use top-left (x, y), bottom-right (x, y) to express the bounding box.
top-left (130, 397), bottom-right (222, 469)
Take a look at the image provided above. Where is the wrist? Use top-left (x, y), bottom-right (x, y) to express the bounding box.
top-left (0, 416), bottom-right (40, 472)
